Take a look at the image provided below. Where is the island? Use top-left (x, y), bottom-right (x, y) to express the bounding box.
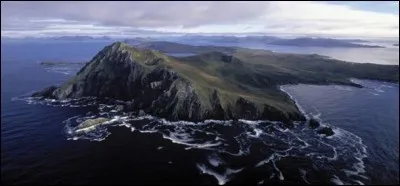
top-left (394, 44), bottom-right (399, 47)
top-left (40, 61), bottom-right (87, 66)
top-left (32, 41), bottom-right (399, 126)
top-left (266, 37), bottom-right (383, 48)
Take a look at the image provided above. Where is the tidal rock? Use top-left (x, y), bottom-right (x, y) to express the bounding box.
top-left (309, 118), bottom-right (320, 129)
top-left (317, 127), bottom-right (334, 136)
top-left (76, 117), bottom-right (110, 132)
top-left (138, 110), bottom-right (146, 116)
top-left (32, 86), bottom-right (58, 98)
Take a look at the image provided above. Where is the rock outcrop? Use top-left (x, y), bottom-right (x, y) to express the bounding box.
top-left (309, 118), bottom-right (320, 129)
top-left (75, 118), bottom-right (110, 133)
top-left (317, 127), bottom-right (334, 136)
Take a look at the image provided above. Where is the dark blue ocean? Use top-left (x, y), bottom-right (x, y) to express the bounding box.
top-left (1, 41), bottom-right (399, 185)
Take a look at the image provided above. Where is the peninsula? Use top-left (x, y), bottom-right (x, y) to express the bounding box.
top-left (32, 41), bottom-right (399, 124)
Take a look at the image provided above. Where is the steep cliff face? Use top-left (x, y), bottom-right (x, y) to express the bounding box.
top-left (33, 42), bottom-right (305, 123)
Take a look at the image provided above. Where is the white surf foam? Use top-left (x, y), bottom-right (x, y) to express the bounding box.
top-left (247, 128), bottom-right (263, 138)
top-left (269, 173), bottom-right (275, 179)
top-left (334, 86), bottom-right (353, 91)
top-left (15, 88), bottom-right (373, 184)
top-left (299, 168), bottom-right (310, 184)
top-left (374, 88), bottom-right (385, 93)
top-left (208, 153), bottom-right (225, 167)
top-left (196, 163), bottom-right (229, 185)
top-left (352, 180), bottom-right (365, 185)
top-left (272, 161), bottom-right (284, 181)
top-left (203, 119), bottom-right (233, 125)
top-left (331, 175), bottom-right (345, 185)
top-left (75, 125), bottom-right (98, 133)
top-left (279, 86), bottom-right (308, 119)
top-left (238, 119), bottom-right (264, 125)
top-left (256, 154), bottom-right (275, 167)
top-left (196, 163), bottom-right (243, 185)
top-left (381, 84), bottom-right (394, 89)
top-left (137, 129), bottom-right (158, 134)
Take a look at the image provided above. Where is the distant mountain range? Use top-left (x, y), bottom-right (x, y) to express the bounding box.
top-left (128, 36), bottom-right (384, 48)
top-left (175, 35), bottom-right (384, 48)
top-left (265, 37), bottom-right (382, 48)
top-left (1, 35), bottom-right (385, 48)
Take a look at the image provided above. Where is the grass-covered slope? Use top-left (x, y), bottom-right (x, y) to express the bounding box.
top-left (139, 41), bottom-right (398, 84)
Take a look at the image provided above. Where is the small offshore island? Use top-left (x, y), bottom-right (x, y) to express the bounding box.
top-left (32, 41), bottom-right (399, 136)
top-left (40, 61), bottom-right (87, 66)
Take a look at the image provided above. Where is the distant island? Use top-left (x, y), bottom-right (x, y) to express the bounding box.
top-left (159, 35), bottom-right (379, 48)
top-left (265, 37), bottom-right (383, 48)
top-left (394, 43), bottom-right (399, 46)
top-left (32, 41), bottom-right (398, 133)
top-left (40, 61), bottom-right (87, 66)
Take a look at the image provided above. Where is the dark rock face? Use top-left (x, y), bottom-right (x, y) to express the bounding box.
top-left (317, 127), bottom-right (334, 136)
top-left (200, 51), bottom-right (243, 66)
top-left (32, 42), bottom-right (305, 123)
top-left (32, 86), bottom-right (58, 98)
top-left (220, 54), bottom-right (243, 66)
top-left (145, 78), bottom-right (205, 121)
top-left (263, 104), bottom-right (299, 124)
top-left (309, 118), bottom-right (320, 129)
top-left (235, 97), bottom-right (259, 120)
top-left (31, 43), bottom-right (208, 121)
top-left (208, 90), bottom-right (226, 120)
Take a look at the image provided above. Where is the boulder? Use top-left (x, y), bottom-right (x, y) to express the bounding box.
top-left (76, 117), bottom-right (110, 131)
top-left (309, 118), bottom-right (320, 129)
top-left (317, 127), bottom-right (334, 136)
top-left (32, 86), bottom-right (58, 98)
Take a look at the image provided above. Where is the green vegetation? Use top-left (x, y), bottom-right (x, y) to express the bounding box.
top-left (134, 41), bottom-right (398, 121)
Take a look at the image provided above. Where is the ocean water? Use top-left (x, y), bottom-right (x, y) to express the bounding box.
top-left (1, 41), bottom-right (399, 185)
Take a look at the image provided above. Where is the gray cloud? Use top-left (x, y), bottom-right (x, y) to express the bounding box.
top-left (1, 1), bottom-right (268, 28)
top-left (1, 1), bottom-right (398, 38)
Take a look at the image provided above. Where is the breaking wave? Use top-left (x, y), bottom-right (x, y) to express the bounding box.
top-left (351, 78), bottom-right (397, 95)
top-left (12, 93), bottom-right (369, 185)
top-left (333, 85), bottom-right (353, 91)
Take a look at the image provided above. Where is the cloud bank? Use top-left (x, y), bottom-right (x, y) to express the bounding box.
top-left (1, 1), bottom-right (399, 38)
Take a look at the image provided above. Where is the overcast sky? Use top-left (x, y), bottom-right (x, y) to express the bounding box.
top-left (1, 1), bottom-right (399, 38)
